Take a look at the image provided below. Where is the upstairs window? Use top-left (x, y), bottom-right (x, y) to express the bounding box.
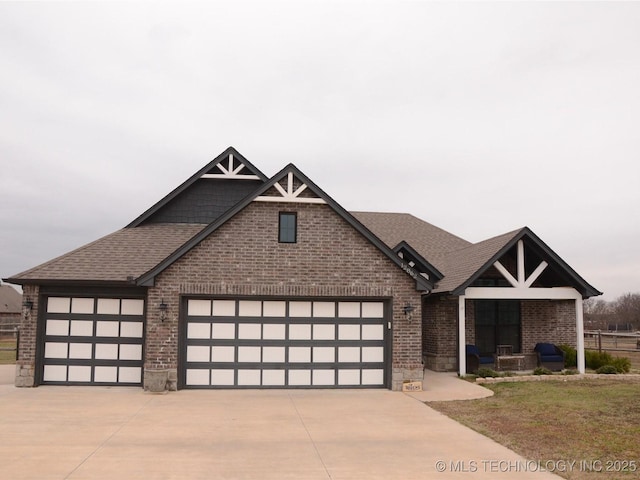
top-left (279, 212), bottom-right (297, 243)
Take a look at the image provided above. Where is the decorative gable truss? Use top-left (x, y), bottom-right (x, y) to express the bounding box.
top-left (201, 152), bottom-right (263, 180)
top-left (464, 235), bottom-right (588, 301)
top-left (455, 230), bottom-right (600, 376)
top-left (254, 171), bottom-right (326, 204)
top-left (493, 240), bottom-right (548, 290)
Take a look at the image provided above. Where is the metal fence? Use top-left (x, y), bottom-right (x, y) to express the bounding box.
top-left (584, 330), bottom-right (640, 353)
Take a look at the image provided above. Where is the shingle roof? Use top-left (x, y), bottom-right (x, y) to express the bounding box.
top-left (433, 229), bottom-right (522, 293)
top-left (354, 213), bottom-right (601, 297)
top-left (7, 224), bottom-right (206, 284)
top-left (351, 212), bottom-right (472, 273)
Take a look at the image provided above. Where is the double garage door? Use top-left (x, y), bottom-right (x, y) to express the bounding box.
top-left (182, 298), bottom-right (389, 389)
top-left (40, 296), bottom-right (145, 386)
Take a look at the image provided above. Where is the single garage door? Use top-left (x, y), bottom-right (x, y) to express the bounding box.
top-left (41, 296), bottom-right (145, 385)
top-left (181, 299), bottom-right (389, 389)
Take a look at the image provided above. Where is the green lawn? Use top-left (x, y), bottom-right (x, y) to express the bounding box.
top-left (429, 379), bottom-right (640, 480)
top-left (0, 340), bottom-right (17, 364)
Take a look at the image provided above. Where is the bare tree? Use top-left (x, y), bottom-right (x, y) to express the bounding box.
top-left (612, 293), bottom-right (640, 330)
top-left (583, 297), bottom-right (613, 330)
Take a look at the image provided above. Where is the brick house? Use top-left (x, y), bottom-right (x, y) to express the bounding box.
top-left (5, 147), bottom-right (600, 391)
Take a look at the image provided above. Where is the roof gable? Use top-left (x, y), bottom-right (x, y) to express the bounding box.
top-left (437, 227), bottom-right (601, 298)
top-left (127, 147), bottom-right (268, 227)
top-left (137, 164), bottom-right (431, 291)
top-left (393, 241), bottom-right (444, 290)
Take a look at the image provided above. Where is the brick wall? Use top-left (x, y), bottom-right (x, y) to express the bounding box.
top-left (15, 284), bottom-right (39, 386)
top-left (148, 201), bottom-right (423, 390)
top-left (423, 296), bottom-right (577, 372)
top-left (522, 299), bottom-right (576, 351)
top-left (422, 296), bottom-right (460, 371)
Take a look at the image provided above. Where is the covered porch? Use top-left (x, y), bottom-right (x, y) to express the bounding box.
top-left (422, 231), bottom-right (600, 375)
top-left (457, 289), bottom-right (584, 375)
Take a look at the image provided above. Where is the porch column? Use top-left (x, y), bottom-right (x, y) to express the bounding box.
top-left (576, 298), bottom-right (585, 374)
top-left (458, 295), bottom-right (466, 376)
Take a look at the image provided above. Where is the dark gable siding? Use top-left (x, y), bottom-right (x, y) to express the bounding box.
top-left (142, 179), bottom-right (262, 225)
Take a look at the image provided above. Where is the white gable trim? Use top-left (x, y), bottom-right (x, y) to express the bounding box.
top-left (254, 172), bottom-right (326, 204)
top-left (493, 240), bottom-right (548, 289)
top-left (201, 153), bottom-right (262, 180)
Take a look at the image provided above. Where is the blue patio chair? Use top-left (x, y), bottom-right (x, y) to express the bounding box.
top-left (465, 344), bottom-right (494, 373)
top-left (534, 343), bottom-right (565, 371)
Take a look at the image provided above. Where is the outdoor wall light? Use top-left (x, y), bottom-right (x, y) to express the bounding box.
top-left (403, 303), bottom-right (415, 321)
top-left (22, 299), bottom-right (33, 319)
top-left (159, 300), bottom-right (168, 322)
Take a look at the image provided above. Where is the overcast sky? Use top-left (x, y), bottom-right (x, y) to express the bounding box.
top-left (1, 1), bottom-right (638, 301)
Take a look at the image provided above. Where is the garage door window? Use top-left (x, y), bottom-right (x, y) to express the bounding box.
top-left (41, 296), bottom-right (145, 385)
top-left (182, 299), bottom-right (388, 389)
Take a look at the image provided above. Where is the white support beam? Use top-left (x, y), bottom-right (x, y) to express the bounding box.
top-left (576, 298), bottom-right (586, 374)
top-left (517, 240), bottom-right (525, 285)
top-left (493, 261), bottom-right (518, 288)
top-left (458, 295), bottom-right (466, 376)
top-left (463, 286), bottom-right (582, 300)
top-left (274, 181), bottom-right (289, 197)
top-left (524, 261), bottom-right (548, 288)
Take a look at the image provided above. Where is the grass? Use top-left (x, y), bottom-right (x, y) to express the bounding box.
top-left (429, 379), bottom-right (640, 479)
top-left (0, 339), bottom-right (17, 364)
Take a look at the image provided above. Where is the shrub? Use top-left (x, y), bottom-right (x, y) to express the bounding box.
top-left (558, 344), bottom-right (577, 368)
top-left (610, 357), bottom-right (631, 374)
top-left (596, 365), bottom-right (618, 375)
top-left (557, 347), bottom-right (630, 373)
top-left (562, 369), bottom-right (579, 375)
top-left (585, 350), bottom-right (615, 370)
top-left (533, 367), bottom-right (553, 375)
top-left (476, 367), bottom-right (500, 378)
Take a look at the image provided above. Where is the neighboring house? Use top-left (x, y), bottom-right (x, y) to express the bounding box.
top-left (5, 147), bottom-right (601, 391)
top-left (0, 283), bottom-right (22, 331)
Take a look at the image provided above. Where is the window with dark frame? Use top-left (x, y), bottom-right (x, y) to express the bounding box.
top-left (278, 212), bottom-right (297, 243)
top-left (474, 299), bottom-right (521, 355)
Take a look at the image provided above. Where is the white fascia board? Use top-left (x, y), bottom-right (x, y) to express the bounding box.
top-left (201, 174), bottom-right (262, 180)
top-left (254, 196), bottom-right (326, 204)
top-left (462, 287), bottom-right (582, 300)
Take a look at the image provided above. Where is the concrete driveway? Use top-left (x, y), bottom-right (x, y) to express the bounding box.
top-left (0, 374), bottom-right (560, 479)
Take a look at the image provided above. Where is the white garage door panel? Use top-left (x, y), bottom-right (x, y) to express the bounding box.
top-left (183, 299), bottom-right (388, 389)
top-left (42, 296), bottom-right (144, 386)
